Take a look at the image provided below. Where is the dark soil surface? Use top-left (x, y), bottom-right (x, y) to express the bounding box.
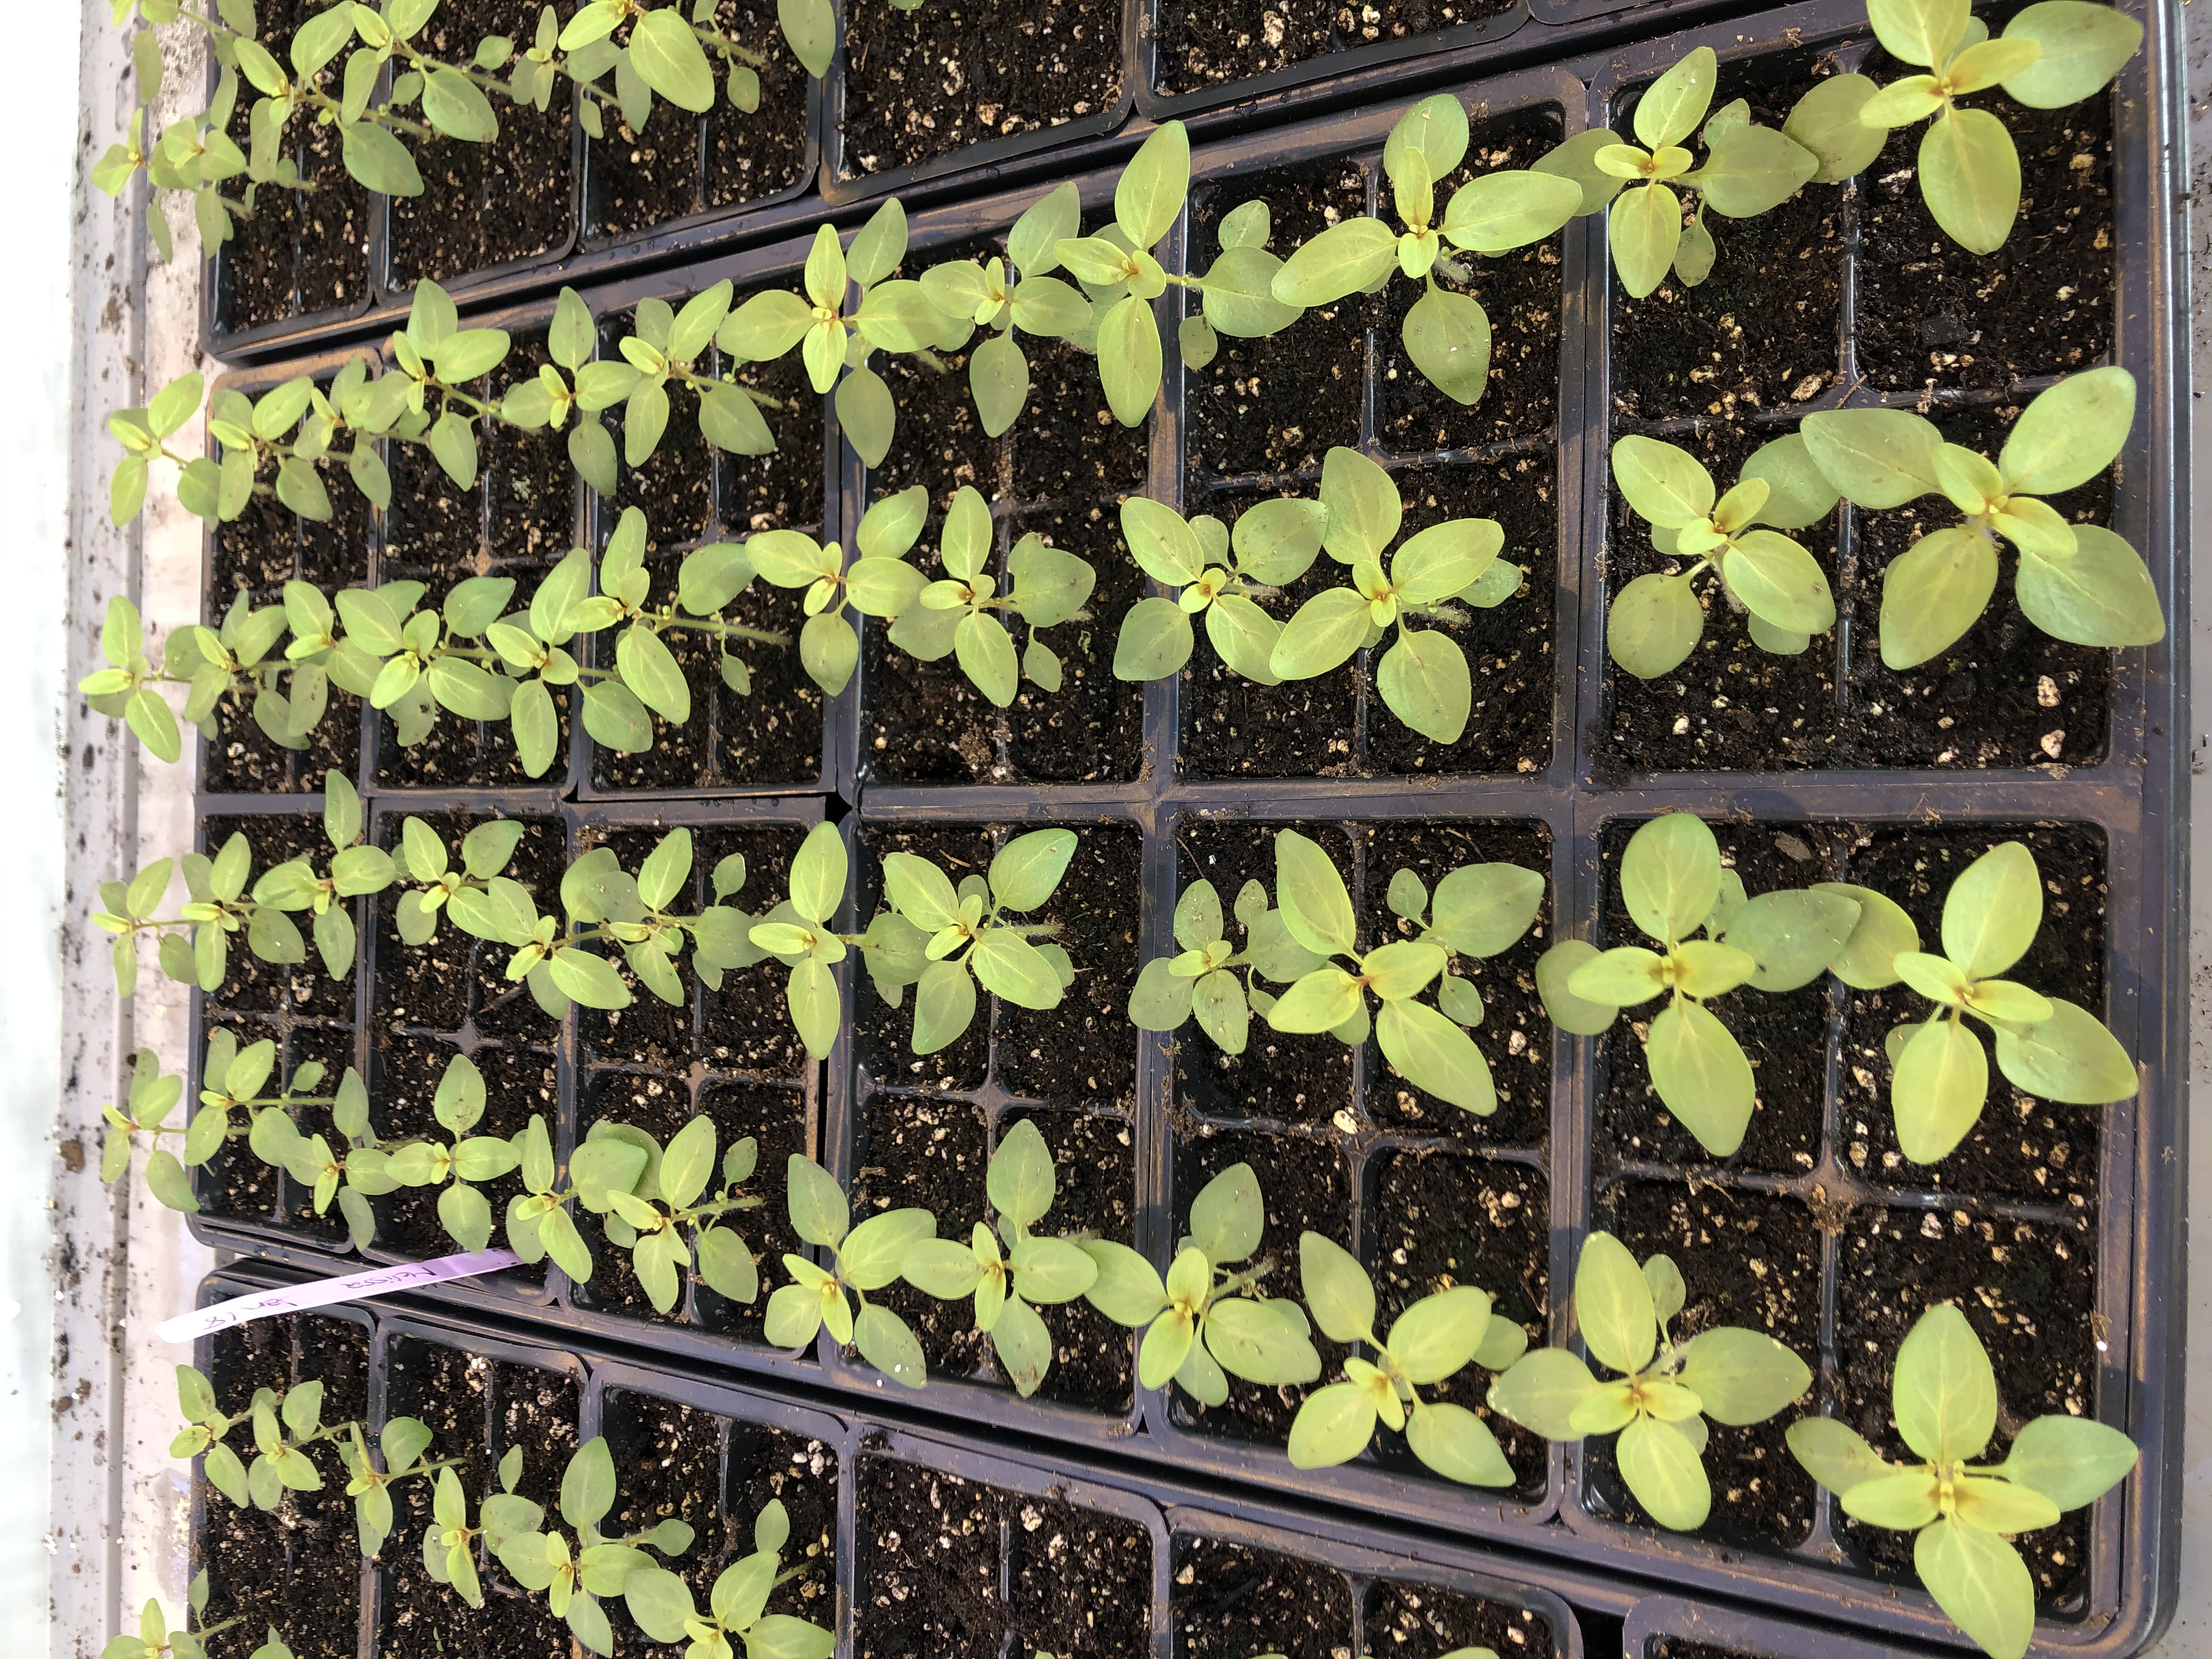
top-left (1167, 1126), bottom-right (1350, 1442)
top-left (590, 302), bottom-right (828, 789)
top-left (377, 1336), bottom-right (580, 1658)
top-left (591, 2), bottom-right (812, 239)
top-left (1364, 1579), bottom-right (1556, 1658)
top-left (387, 1), bottom-right (575, 289)
top-left (369, 811), bottom-right (565, 1267)
top-left (856, 1455), bottom-right (1153, 1657)
top-left (1834, 1204), bottom-right (2098, 1613)
top-left (1855, 67), bottom-right (2114, 393)
top-left (1593, 820), bottom-right (1838, 1177)
top-left (599, 1387), bottom-right (838, 1625)
top-left (1590, 1179), bottom-right (1821, 1551)
top-left (1154, 0), bottom-right (1515, 98)
top-left (217, 0), bottom-right (370, 332)
top-left (841, 0), bottom-right (1123, 179)
top-left (195, 1311), bottom-right (368, 1659)
top-left (1171, 1535), bottom-right (1353, 1658)
top-left (1368, 1148), bottom-right (1550, 1494)
top-left (206, 454), bottom-right (371, 794)
top-left (1838, 821), bottom-right (2107, 1204)
top-left (862, 262), bottom-right (1148, 785)
top-left (1601, 49), bottom-right (2125, 775)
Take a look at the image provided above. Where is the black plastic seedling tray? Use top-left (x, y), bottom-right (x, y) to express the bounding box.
top-left (1622, 1592), bottom-right (1917, 1659)
top-left (187, 1261), bottom-right (1609, 1658)
top-left (183, 2), bottom-right (2186, 1654)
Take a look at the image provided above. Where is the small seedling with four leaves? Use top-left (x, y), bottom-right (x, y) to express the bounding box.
top-left (1880, 839), bottom-right (2135, 1163)
top-left (1263, 829), bottom-right (1542, 1115)
top-left (587, 1114), bottom-right (770, 1313)
top-left (1535, 812), bottom-right (1871, 1156)
top-left (764, 1154), bottom-right (935, 1386)
top-left (1110, 494), bottom-right (1326, 686)
top-left (1801, 368), bottom-right (2163, 668)
top-left (1488, 1232), bottom-right (1812, 1528)
top-left (1289, 1232), bottom-right (1527, 1486)
top-left (484, 1438), bottom-right (697, 1656)
top-left (858, 830), bottom-right (1081, 1055)
top-left (900, 1119), bottom-right (1103, 1396)
top-left (1268, 449), bottom-right (1522, 744)
top-left (1852, 0), bottom-right (2142, 254)
top-left (622, 1497), bottom-right (836, 1659)
top-left (884, 487), bottom-right (1097, 709)
top-left (1126, 876), bottom-right (1336, 1057)
top-left (1080, 1163), bottom-right (1322, 1408)
top-left (1272, 95), bottom-right (1582, 403)
top-left (1606, 431), bottom-right (1842, 675)
top-left (1539, 47), bottom-right (1818, 296)
top-left (1786, 1303), bottom-right (2138, 1659)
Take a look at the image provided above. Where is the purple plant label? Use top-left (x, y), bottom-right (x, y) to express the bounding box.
top-left (155, 1249), bottom-right (523, 1345)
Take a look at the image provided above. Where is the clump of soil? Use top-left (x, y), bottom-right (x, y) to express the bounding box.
top-left (1154, 0), bottom-right (1515, 98)
top-left (841, 0), bottom-right (1124, 178)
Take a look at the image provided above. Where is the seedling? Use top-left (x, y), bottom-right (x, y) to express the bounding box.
top-left (1534, 812), bottom-right (1870, 1156)
top-left (1852, 0), bottom-right (2143, 253)
top-left (622, 1497), bottom-right (836, 1659)
top-left (857, 830), bottom-right (1081, 1056)
top-left (82, 591), bottom-right (312, 763)
top-left (1126, 876), bottom-right (1333, 1057)
top-left (100, 1575), bottom-right (279, 1659)
top-left (1880, 840), bottom-right (2135, 1163)
top-left (424, 1465), bottom-right (488, 1608)
top-left (885, 486), bottom-right (1098, 707)
top-left (336, 1053), bottom-right (518, 1251)
top-left (919, 182), bottom-right (1098, 436)
top-left (1272, 95), bottom-right (1581, 403)
top-left (483, 1438), bottom-right (696, 1656)
top-left (900, 1119), bottom-right (1102, 1396)
top-left (764, 1154), bottom-right (935, 1385)
top-left (1606, 432), bottom-right (1842, 675)
top-left (1801, 368), bottom-right (2163, 668)
top-left (100, 1036), bottom-right (365, 1221)
top-left (1264, 828), bottom-right (1543, 1115)
top-left (1267, 449), bottom-right (1523, 745)
top-left (98, 1), bottom-right (829, 282)
top-left (1289, 1232), bottom-right (1526, 1486)
top-left (1537, 47), bottom-right (1819, 297)
top-left (719, 201), bottom-right (953, 465)
top-left (174, 1360), bottom-right (453, 1559)
top-left (1049, 122), bottom-right (1190, 427)
top-left (1075, 1163), bottom-right (1321, 1407)
top-left (1488, 1232), bottom-right (1812, 1529)
top-left (393, 817), bottom-right (528, 947)
top-left (1787, 1303), bottom-right (2137, 1659)
top-left (1110, 495), bottom-right (1325, 685)
top-left (488, 826), bottom-right (771, 1019)
top-left (729, 490), bottom-right (931, 696)
top-left (599, 283), bottom-right (790, 471)
top-left (584, 1115), bottom-right (770, 1313)
top-left (91, 774), bottom-right (393, 999)
top-left (506, 1115), bottom-right (653, 1283)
